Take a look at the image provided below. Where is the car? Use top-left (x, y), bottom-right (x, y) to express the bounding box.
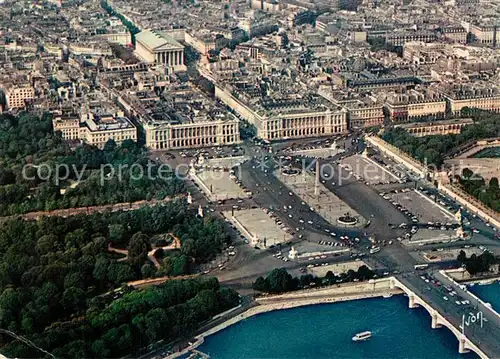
top-left (289, 192), bottom-right (293, 196)
top-left (307, 220), bottom-right (313, 225)
top-left (443, 296), bottom-right (449, 301)
top-left (455, 301), bottom-right (461, 305)
top-left (288, 214), bottom-right (293, 218)
top-left (299, 219), bottom-right (305, 223)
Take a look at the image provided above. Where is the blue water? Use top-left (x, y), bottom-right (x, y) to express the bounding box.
top-left (470, 282), bottom-right (500, 313)
top-left (199, 296), bottom-right (479, 359)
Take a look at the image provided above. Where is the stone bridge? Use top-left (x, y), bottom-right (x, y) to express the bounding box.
top-left (391, 278), bottom-right (489, 358)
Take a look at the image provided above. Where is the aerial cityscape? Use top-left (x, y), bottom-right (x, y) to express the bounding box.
top-left (0, 0), bottom-right (499, 358)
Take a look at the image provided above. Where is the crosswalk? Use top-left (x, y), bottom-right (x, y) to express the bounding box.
top-left (318, 240), bottom-right (345, 247)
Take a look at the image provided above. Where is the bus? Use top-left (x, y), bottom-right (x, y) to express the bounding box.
top-left (414, 264), bottom-right (429, 270)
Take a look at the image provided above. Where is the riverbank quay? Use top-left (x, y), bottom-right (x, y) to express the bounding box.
top-left (168, 278), bottom-right (402, 358)
top-left (445, 268), bottom-right (500, 285)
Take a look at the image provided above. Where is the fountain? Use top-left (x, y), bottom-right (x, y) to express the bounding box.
top-left (337, 212), bottom-right (358, 225)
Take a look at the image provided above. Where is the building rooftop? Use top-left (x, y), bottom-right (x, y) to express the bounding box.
top-left (86, 115), bottom-right (135, 132)
top-left (135, 29), bottom-right (184, 51)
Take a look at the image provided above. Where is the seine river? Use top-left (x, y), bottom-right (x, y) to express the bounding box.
top-left (470, 282), bottom-right (500, 312)
top-left (199, 295), bottom-right (482, 359)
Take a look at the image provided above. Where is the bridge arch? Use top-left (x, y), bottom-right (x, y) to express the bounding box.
top-left (390, 279), bottom-right (487, 358)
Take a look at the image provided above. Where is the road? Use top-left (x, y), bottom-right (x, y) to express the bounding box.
top-left (0, 197), bottom-right (179, 222)
top-left (399, 273), bottom-right (500, 358)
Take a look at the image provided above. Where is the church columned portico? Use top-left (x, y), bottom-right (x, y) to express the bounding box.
top-left (134, 30), bottom-right (186, 72)
top-left (155, 49), bottom-right (183, 67)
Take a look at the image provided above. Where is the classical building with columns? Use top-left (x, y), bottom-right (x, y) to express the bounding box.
top-left (135, 30), bottom-right (186, 72)
top-left (144, 118), bottom-right (240, 150)
top-left (113, 83), bottom-right (241, 150)
top-left (214, 84), bottom-right (347, 140)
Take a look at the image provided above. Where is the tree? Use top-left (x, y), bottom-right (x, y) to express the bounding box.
top-left (252, 276), bottom-right (268, 292)
top-left (127, 232), bottom-right (151, 258)
top-left (108, 224), bottom-right (127, 245)
top-left (265, 268), bottom-right (297, 293)
top-left (36, 234), bottom-right (61, 254)
top-left (461, 251), bottom-right (498, 275)
top-left (141, 263), bottom-right (156, 278)
top-left (462, 168), bottom-right (474, 180)
top-left (299, 274), bottom-right (314, 287)
top-left (62, 287), bottom-right (86, 313)
top-left (216, 287), bottom-right (239, 307)
top-left (324, 271), bottom-right (337, 284)
top-left (93, 256), bottom-right (110, 282)
top-left (357, 265), bottom-right (375, 280)
top-left (457, 250), bottom-right (467, 264)
top-left (171, 254), bottom-right (190, 276)
top-left (107, 262), bottom-right (135, 284)
top-left (64, 272), bottom-right (85, 290)
top-left (91, 339), bottom-right (110, 358)
top-left (0, 168), bottom-right (15, 185)
top-left (489, 177), bottom-right (499, 189)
